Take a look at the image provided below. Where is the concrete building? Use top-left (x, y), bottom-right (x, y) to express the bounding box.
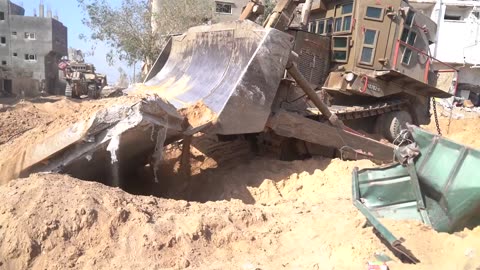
top-left (213, 0), bottom-right (251, 22)
top-left (0, 1), bottom-right (67, 97)
top-left (150, 0), bottom-right (251, 25)
top-left (410, 0), bottom-right (480, 104)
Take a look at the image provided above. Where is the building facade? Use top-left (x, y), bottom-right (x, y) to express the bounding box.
top-left (0, 0), bottom-right (67, 97)
top-left (213, 0), bottom-right (251, 22)
top-left (410, 0), bottom-right (480, 104)
top-left (150, 0), bottom-right (251, 24)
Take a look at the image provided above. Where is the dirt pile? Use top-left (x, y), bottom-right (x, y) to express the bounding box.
top-left (2, 95), bottom-right (480, 269)
top-left (2, 158), bottom-right (480, 269)
top-left (0, 97), bottom-right (86, 146)
top-left (0, 96), bottom-right (131, 153)
top-left (178, 101), bottom-right (217, 128)
top-left (423, 117), bottom-right (480, 149)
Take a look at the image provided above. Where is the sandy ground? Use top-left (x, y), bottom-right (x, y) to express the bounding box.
top-left (0, 96), bottom-right (133, 154)
top-left (423, 117), bottom-right (480, 149)
top-left (1, 97), bottom-right (480, 269)
top-left (1, 159), bottom-right (480, 270)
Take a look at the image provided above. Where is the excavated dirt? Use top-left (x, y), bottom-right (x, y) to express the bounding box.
top-left (423, 117), bottom-right (480, 149)
top-left (2, 96), bottom-right (480, 269)
top-left (2, 159), bottom-right (480, 269)
top-left (178, 101), bottom-right (217, 128)
top-left (0, 96), bottom-right (144, 155)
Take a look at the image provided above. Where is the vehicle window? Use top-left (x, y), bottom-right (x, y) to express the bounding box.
top-left (401, 10), bottom-right (417, 65)
top-left (365, 6), bottom-right (384, 21)
top-left (332, 36), bottom-right (349, 62)
top-left (334, 2), bottom-right (354, 33)
top-left (359, 29), bottom-right (378, 65)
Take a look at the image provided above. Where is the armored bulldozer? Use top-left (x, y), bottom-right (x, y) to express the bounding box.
top-left (60, 60), bottom-right (107, 99)
top-left (140, 0), bottom-right (456, 159)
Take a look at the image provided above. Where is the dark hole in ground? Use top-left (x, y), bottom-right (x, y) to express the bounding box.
top-left (58, 132), bottom-right (338, 204)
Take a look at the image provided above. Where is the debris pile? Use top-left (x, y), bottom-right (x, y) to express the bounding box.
top-left (1, 158), bottom-right (480, 269)
top-left (0, 95), bottom-right (185, 184)
top-left (1, 96), bottom-right (480, 269)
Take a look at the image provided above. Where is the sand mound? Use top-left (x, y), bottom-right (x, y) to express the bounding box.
top-left (0, 96), bottom-right (135, 154)
top-left (2, 96), bottom-right (480, 269)
top-left (423, 117), bottom-right (480, 149)
top-left (2, 158), bottom-right (480, 269)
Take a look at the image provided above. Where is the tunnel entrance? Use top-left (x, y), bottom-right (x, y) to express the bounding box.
top-left (62, 133), bottom-right (256, 202)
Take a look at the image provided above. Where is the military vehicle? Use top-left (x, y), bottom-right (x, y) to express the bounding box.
top-left (6, 0), bottom-right (458, 182)
top-left (141, 0), bottom-right (456, 158)
top-left (59, 50), bottom-right (108, 99)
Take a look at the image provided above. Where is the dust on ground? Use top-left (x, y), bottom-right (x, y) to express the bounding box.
top-left (1, 159), bottom-right (480, 269)
top-left (1, 95), bottom-right (480, 269)
top-left (423, 117), bottom-right (480, 148)
top-left (0, 96), bottom-right (138, 153)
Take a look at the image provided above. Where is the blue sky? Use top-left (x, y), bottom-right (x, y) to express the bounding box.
top-left (20, 0), bottom-right (138, 83)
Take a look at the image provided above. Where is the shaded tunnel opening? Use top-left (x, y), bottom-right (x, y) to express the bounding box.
top-left (58, 133), bottom-right (258, 203)
top-left (55, 132), bottom-right (341, 203)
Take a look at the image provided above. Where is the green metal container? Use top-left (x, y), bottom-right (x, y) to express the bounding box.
top-left (353, 125), bottom-right (480, 262)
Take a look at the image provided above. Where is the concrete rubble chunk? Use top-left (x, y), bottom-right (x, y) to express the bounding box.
top-left (0, 95), bottom-right (186, 184)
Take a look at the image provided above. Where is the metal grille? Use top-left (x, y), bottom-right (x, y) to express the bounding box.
top-left (298, 48), bottom-right (330, 87)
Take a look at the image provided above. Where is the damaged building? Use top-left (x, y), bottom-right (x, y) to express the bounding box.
top-left (0, 1), bottom-right (67, 97)
top-left (410, 0), bottom-right (480, 105)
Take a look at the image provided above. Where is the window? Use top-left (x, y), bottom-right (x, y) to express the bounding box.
top-left (24, 54), bottom-right (37, 61)
top-left (2, 61), bottom-right (6, 65)
top-left (308, 21), bottom-right (317, 34)
top-left (359, 29), bottom-right (378, 65)
top-left (13, 53), bottom-right (17, 57)
top-left (334, 17), bottom-right (342, 32)
top-left (215, 2), bottom-right (232, 14)
top-left (333, 3), bottom-right (354, 33)
top-left (473, 11), bottom-right (480, 19)
top-left (318, 20), bottom-right (326, 34)
top-left (308, 19), bottom-right (332, 35)
top-left (365, 6), bottom-right (384, 21)
top-left (326, 19), bottom-right (333, 34)
top-left (24, 32), bottom-right (36, 40)
top-left (400, 10), bottom-right (417, 65)
top-left (0, 37), bottom-right (5, 45)
top-left (444, 14), bottom-right (461, 21)
top-left (12, 31), bottom-right (16, 36)
top-left (332, 36), bottom-right (349, 62)
top-left (0, 12), bottom-right (4, 21)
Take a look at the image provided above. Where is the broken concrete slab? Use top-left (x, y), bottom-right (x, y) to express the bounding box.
top-left (0, 95), bottom-right (186, 185)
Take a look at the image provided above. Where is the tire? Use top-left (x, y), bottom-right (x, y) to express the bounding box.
top-left (87, 84), bottom-right (98, 99)
top-left (375, 110), bottom-right (413, 142)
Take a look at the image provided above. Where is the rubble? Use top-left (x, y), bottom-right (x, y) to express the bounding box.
top-left (100, 86), bottom-right (126, 98)
top-left (1, 157), bottom-right (480, 269)
top-left (0, 95), bottom-right (186, 184)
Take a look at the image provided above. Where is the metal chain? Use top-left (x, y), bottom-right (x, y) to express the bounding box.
top-left (431, 97), bottom-right (442, 136)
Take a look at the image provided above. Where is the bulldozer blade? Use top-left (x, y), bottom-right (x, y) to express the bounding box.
top-left (137, 20), bottom-right (294, 135)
